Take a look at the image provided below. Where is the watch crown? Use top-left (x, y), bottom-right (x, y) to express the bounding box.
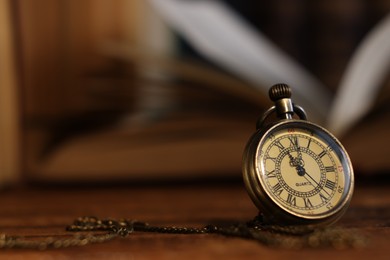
top-left (268, 84), bottom-right (294, 120)
top-left (269, 84), bottom-right (291, 101)
top-left (257, 84), bottom-right (308, 128)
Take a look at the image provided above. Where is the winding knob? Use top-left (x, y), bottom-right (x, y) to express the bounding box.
top-left (269, 83), bottom-right (291, 101)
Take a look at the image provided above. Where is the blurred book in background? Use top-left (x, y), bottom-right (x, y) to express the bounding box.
top-left (1, 0), bottom-right (389, 186)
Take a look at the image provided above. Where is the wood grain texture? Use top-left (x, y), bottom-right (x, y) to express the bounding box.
top-left (0, 182), bottom-right (389, 259)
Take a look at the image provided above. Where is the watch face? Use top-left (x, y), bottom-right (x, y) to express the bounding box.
top-left (251, 121), bottom-right (353, 220)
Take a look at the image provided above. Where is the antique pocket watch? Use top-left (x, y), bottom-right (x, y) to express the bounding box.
top-left (243, 84), bottom-right (354, 228)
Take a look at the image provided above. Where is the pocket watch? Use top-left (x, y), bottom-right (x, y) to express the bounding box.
top-left (242, 84), bottom-right (354, 228)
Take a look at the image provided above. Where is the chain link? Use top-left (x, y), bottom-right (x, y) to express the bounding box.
top-left (0, 215), bottom-right (366, 250)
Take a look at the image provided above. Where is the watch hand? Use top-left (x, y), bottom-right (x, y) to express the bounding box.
top-left (287, 152), bottom-right (305, 176)
top-left (295, 138), bottom-right (303, 160)
top-left (288, 151), bottom-right (331, 197)
top-left (289, 136), bottom-right (302, 159)
top-left (301, 167), bottom-right (331, 197)
top-left (297, 146), bottom-right (303, 160)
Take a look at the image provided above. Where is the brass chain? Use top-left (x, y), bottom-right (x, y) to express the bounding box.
top-left (0, 215), bottom-right (366, 250)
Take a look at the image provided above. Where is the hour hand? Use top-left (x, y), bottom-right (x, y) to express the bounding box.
top-left (288, 136), bottom-right (302, 158)
top-left (288, 152), bottom-right (305, 176)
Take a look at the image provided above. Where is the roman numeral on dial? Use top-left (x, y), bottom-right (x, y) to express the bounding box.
top-left (325, 179), bottom-right (336, 190)
top-left (319, 193), bottom-right (328, 203)
top-left (286, 193), bottom-right (297, 206)
top-left (318, 150), bottom-right (327, 158)
top-left (273, 182), bottom-right (283, 196)
top-left (303, 197), bottom-right (313, 208)
top-left (325, 166), bottom-right (335, 172)
top-left (274, 140), bottom-right (284, 151)
top-left (306, 138), bottom-right (312, 149)
top-left (288, 136), bottom-right (299, 149)
top-left (266, 170), bottom-right (276, 178)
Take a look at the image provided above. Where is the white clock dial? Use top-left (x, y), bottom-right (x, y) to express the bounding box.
top-left (257, 126), bottom-right (346, 218)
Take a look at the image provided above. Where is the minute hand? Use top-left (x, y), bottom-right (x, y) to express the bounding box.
top-left (289, 136), bottom-right (302, 159)
top-left (300, 166), bottom-right (331, 197)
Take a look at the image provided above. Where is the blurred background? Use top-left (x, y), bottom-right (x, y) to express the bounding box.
top-left (1, 0), bottom-right (389, 187)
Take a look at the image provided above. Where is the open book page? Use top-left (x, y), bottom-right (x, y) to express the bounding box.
top-left (149, 0), bottom-right (390, 136)
top-left (148, 0), bottom-right (332, 124)
top-left (328, 14), bottom-right (390, 137)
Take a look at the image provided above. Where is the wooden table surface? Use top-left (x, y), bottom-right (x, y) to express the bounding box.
top-left (0, 181), bottom-right (389, 259)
